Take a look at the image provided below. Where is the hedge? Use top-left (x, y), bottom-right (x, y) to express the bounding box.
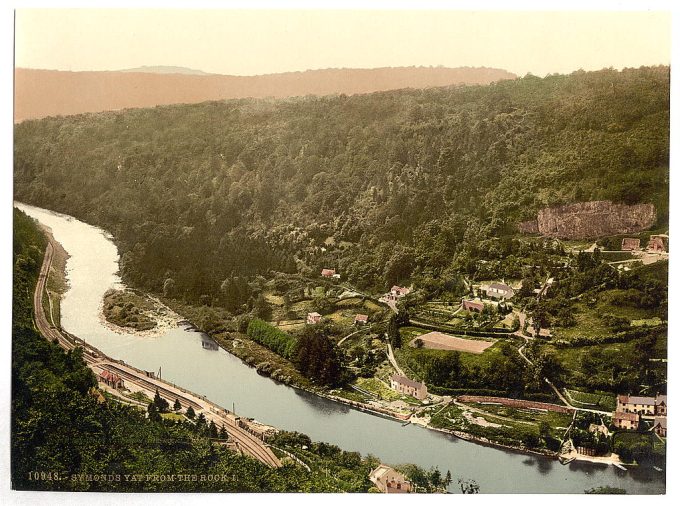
top-left (246, 318), bottom-right (297, 359)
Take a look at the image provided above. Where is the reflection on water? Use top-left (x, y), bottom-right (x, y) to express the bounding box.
top-left (293, 388), bottom-right (353, 416)
top-left (536, 458), bottom-right (553, 475)
top-left (15, 202), bottom-right (666, 495)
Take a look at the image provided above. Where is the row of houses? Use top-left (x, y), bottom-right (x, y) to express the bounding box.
top-left (616, 393), bottom-right (667, 416)
top-left (612, 393), bottom-right (667, 437)
top-left (612, 412), bottom-right (667, 437)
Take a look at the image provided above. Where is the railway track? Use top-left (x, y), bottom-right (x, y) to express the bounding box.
top-left (32, 238), bottom-right (281, 468)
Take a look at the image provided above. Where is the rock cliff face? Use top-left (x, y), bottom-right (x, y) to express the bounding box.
top-left (518, 201), bottom-right (656, 239)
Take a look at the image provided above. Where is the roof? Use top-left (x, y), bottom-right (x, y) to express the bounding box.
top-left (354, 314), bottom-right (368, 321)
top-left (654, 417), bottom-right (667, 429)
top-left (488, 282), bottom-right (512, 292)
top-left (656, 395), bottom-right (667, 406)
top-left (369, 464), bottom-right (392, 481)
top-left (308, 312), bottom-right (321, 317)
top-left (614, 411), bottom-right (639, 422)
top-left (369, 464), bottom-right (409, 484)
top-left (100, 370), bottom-right (121, 383)
top-left (321, 268), bottom-right (335, 275)
top-left (390, 374), bottom-right (425, 390)
top-left (620, 395), bottom-right (656, 406)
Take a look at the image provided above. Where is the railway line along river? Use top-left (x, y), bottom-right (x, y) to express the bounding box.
top-left (16, 202), bottom-right (665, 494)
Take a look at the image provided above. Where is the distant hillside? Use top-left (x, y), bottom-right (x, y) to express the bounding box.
top-left (13, 66), bottom-right (515, 122)
top-left (118, 65), bottom-right (213, 75)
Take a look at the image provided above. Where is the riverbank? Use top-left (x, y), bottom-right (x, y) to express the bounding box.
top-left (37, 223), bottom-right (69, 328)
top-left (156, 303), bottom-right (579, 459)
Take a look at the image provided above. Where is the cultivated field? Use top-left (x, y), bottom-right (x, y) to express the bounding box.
top-left (410, 331), bottom-right (494, 354)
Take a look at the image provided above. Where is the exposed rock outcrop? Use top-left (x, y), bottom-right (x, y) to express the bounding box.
top-left (518, 201), bottom-right (656, 239)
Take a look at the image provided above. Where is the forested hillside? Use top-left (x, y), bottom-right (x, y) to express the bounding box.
top-left (14, 66), bottom-right (669, 309)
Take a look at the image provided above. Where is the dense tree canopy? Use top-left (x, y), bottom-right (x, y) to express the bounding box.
top-left (14, 66), bottom-right (669, 308)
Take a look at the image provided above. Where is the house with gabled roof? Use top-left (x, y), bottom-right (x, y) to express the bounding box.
top-left (354, 314), bottom-right (368, 325)
top-left (306, 312), bottom-right (322, 325)
top-left (486, 282), bottom-right (514, 300)
top-left (613, 411), bottom-right (639, 430)
top-left (369, 464), bottom-right (412, 493)
top-left (99, 370), bottom-right (124, 389)
top-left (389, 374), bottom-right (427, 400)
top-left (653, 417), bottom-right (667, 437)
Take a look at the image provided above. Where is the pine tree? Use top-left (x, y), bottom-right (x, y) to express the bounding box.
top-left (186, 405), bottom-right (196, 419)
top-left (209, 420), bottom-right (218, 438)
top-left (173, 398), bottom-right (181, 411)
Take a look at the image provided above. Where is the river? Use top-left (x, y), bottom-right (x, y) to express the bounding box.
top-left (15, 202), bottom-right (665, 494)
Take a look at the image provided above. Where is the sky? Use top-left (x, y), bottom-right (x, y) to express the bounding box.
top-left (14, 8), bottom-right (671, 77)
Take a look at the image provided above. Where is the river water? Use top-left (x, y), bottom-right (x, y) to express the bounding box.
top-left (16, 202), bottom-right (665, 494)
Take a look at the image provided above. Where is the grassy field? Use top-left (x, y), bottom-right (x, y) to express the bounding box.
top-left (599, 251), bottom-right (634, 261)
top-left (354, 377), bottom-right (418, 403)
top-left (544, 333), bottom-right (667, 391)
top-left (395, 334), bottom-right (509, 384)
top-left (630, 317), bottom-right (663, 327)
top-left (564, 389), bottom-right (616, 411)
top-left (161, 412), bottom-right (185, 421)
top-left (335, 297), bottom-right (383, 312)
top-left (552, 292), bottom-right (660, 341)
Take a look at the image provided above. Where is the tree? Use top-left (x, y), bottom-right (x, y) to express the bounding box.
top-left (147, 402), bottom-right (161, 422)
top-left (387, 315), bottom-right (401, 348)
top-left (252, 293), bottom-right (272, 321)
top-left (219, 425), bottom-right (228, 439)
top-left (296, 333), bottom-right (343, 386)
top-left (186, 405), bottom-right (196, 419)
top-left (173, 398), bottom-right (182, 411)
top-left (209, 420), bottom-right (218, 438)
top-left (153, 389), bottom-right (169, 413)
top-left (459, 479), bottom-right (480, 494)
top-left (429, 468), bottom-right (442, 489)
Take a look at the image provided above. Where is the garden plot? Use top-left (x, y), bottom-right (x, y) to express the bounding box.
top-left (410, 331), bottom-right (494, 354)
